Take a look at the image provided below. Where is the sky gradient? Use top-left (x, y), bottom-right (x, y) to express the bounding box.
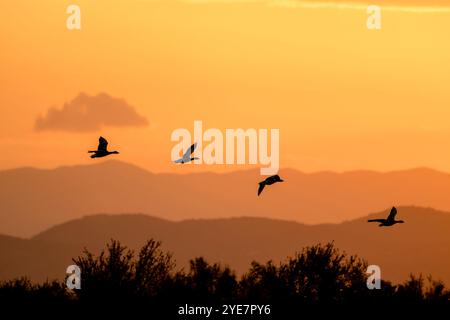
top-left (1, 0), bottom-right (450, 173)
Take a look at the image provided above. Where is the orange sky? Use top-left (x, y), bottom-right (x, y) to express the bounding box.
top-left (1, 0), bottom-right (450, 173)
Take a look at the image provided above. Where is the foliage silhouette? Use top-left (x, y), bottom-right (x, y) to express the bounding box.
top-left (72, 239), bottom-right (174, 303)
top-left (1, 239), bottom-right (449, 313)
top-left (240, 242), bottom-right (369, 305)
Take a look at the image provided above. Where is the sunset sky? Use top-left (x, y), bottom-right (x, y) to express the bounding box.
top-left (1, 0), bottom-right (450, 173)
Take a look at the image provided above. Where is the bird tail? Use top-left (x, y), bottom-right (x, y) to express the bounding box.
top-left (88, 150), bottom-right (96, 153)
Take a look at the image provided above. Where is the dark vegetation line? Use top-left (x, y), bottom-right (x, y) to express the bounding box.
top-left (1, 240), bottom-right (449, 310)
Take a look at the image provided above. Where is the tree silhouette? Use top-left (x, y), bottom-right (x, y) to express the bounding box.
top-left (72, 239), bottom-right (174, 304)
top-left (0, 278), bottom-right (72, 306)
top-left (240, 242), bottom-right (369, 305)
top-left (394, 274), bottom-right (450, 305)
top-left (184, 257), bottom-right (237, 302)
top-left (1, 239), bottom-right (449, 311)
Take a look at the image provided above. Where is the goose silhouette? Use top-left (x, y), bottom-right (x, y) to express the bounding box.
top-left (88, 136), bottom-right (119, 159)
top-left (368, 207), bottom-right (404, 227)
top-left (258, 175), bottom-right (284, 196)
top-left (174, 143), bottom-right (199, 164)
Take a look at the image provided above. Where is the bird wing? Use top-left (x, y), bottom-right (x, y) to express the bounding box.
top-left (387, 207), bottom-right (397, 220)
top-left (368, 219), bottom-right (386, 223)
top-left (257, 182), bottom-right (265, 196)
top-left (183, 142), bottom-right (197, 158)
top-left (98, 136), bottom-right (108, 152)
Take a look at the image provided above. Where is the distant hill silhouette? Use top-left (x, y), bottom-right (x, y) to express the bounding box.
top-left (2, 160), bottom-right (450, 237)
top-left (1, 206), bottom-right (450, 285)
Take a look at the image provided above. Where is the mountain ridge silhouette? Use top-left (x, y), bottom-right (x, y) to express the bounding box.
top-left (2, 160), bottom-right (450, 237)
top-left (1, 206), bottom-right (450, 285)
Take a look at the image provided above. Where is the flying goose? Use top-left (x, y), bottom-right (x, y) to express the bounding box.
top-left (174, 143), bottom-right (199, 164)
top-left (258, 175), bottom-right (284, 196)
top-left (368, 207), bottom-right (404, 227)
top-left (88, 136), bottom-right (119, 158)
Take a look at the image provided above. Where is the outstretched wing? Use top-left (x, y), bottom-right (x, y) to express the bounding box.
top-left (387, 207), bottom-right (397, 220)
top-left (368, 219), bottom-right (385, 223)
top-left (257, 182), bottom-right (265, 196)
top-left (183, 142), bottom-right (197, 158)
top-left (98, 136), bottom-right (108, 152)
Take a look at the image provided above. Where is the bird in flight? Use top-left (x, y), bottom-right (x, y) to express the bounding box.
top-left (368, 207), bottom-right (404, 227)
top-left (174, 143), bottom-right (199, 164)
top-left (258, 175), bottom-right (284, 196)
top-left (88, 136), bottom-right (120, 158)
